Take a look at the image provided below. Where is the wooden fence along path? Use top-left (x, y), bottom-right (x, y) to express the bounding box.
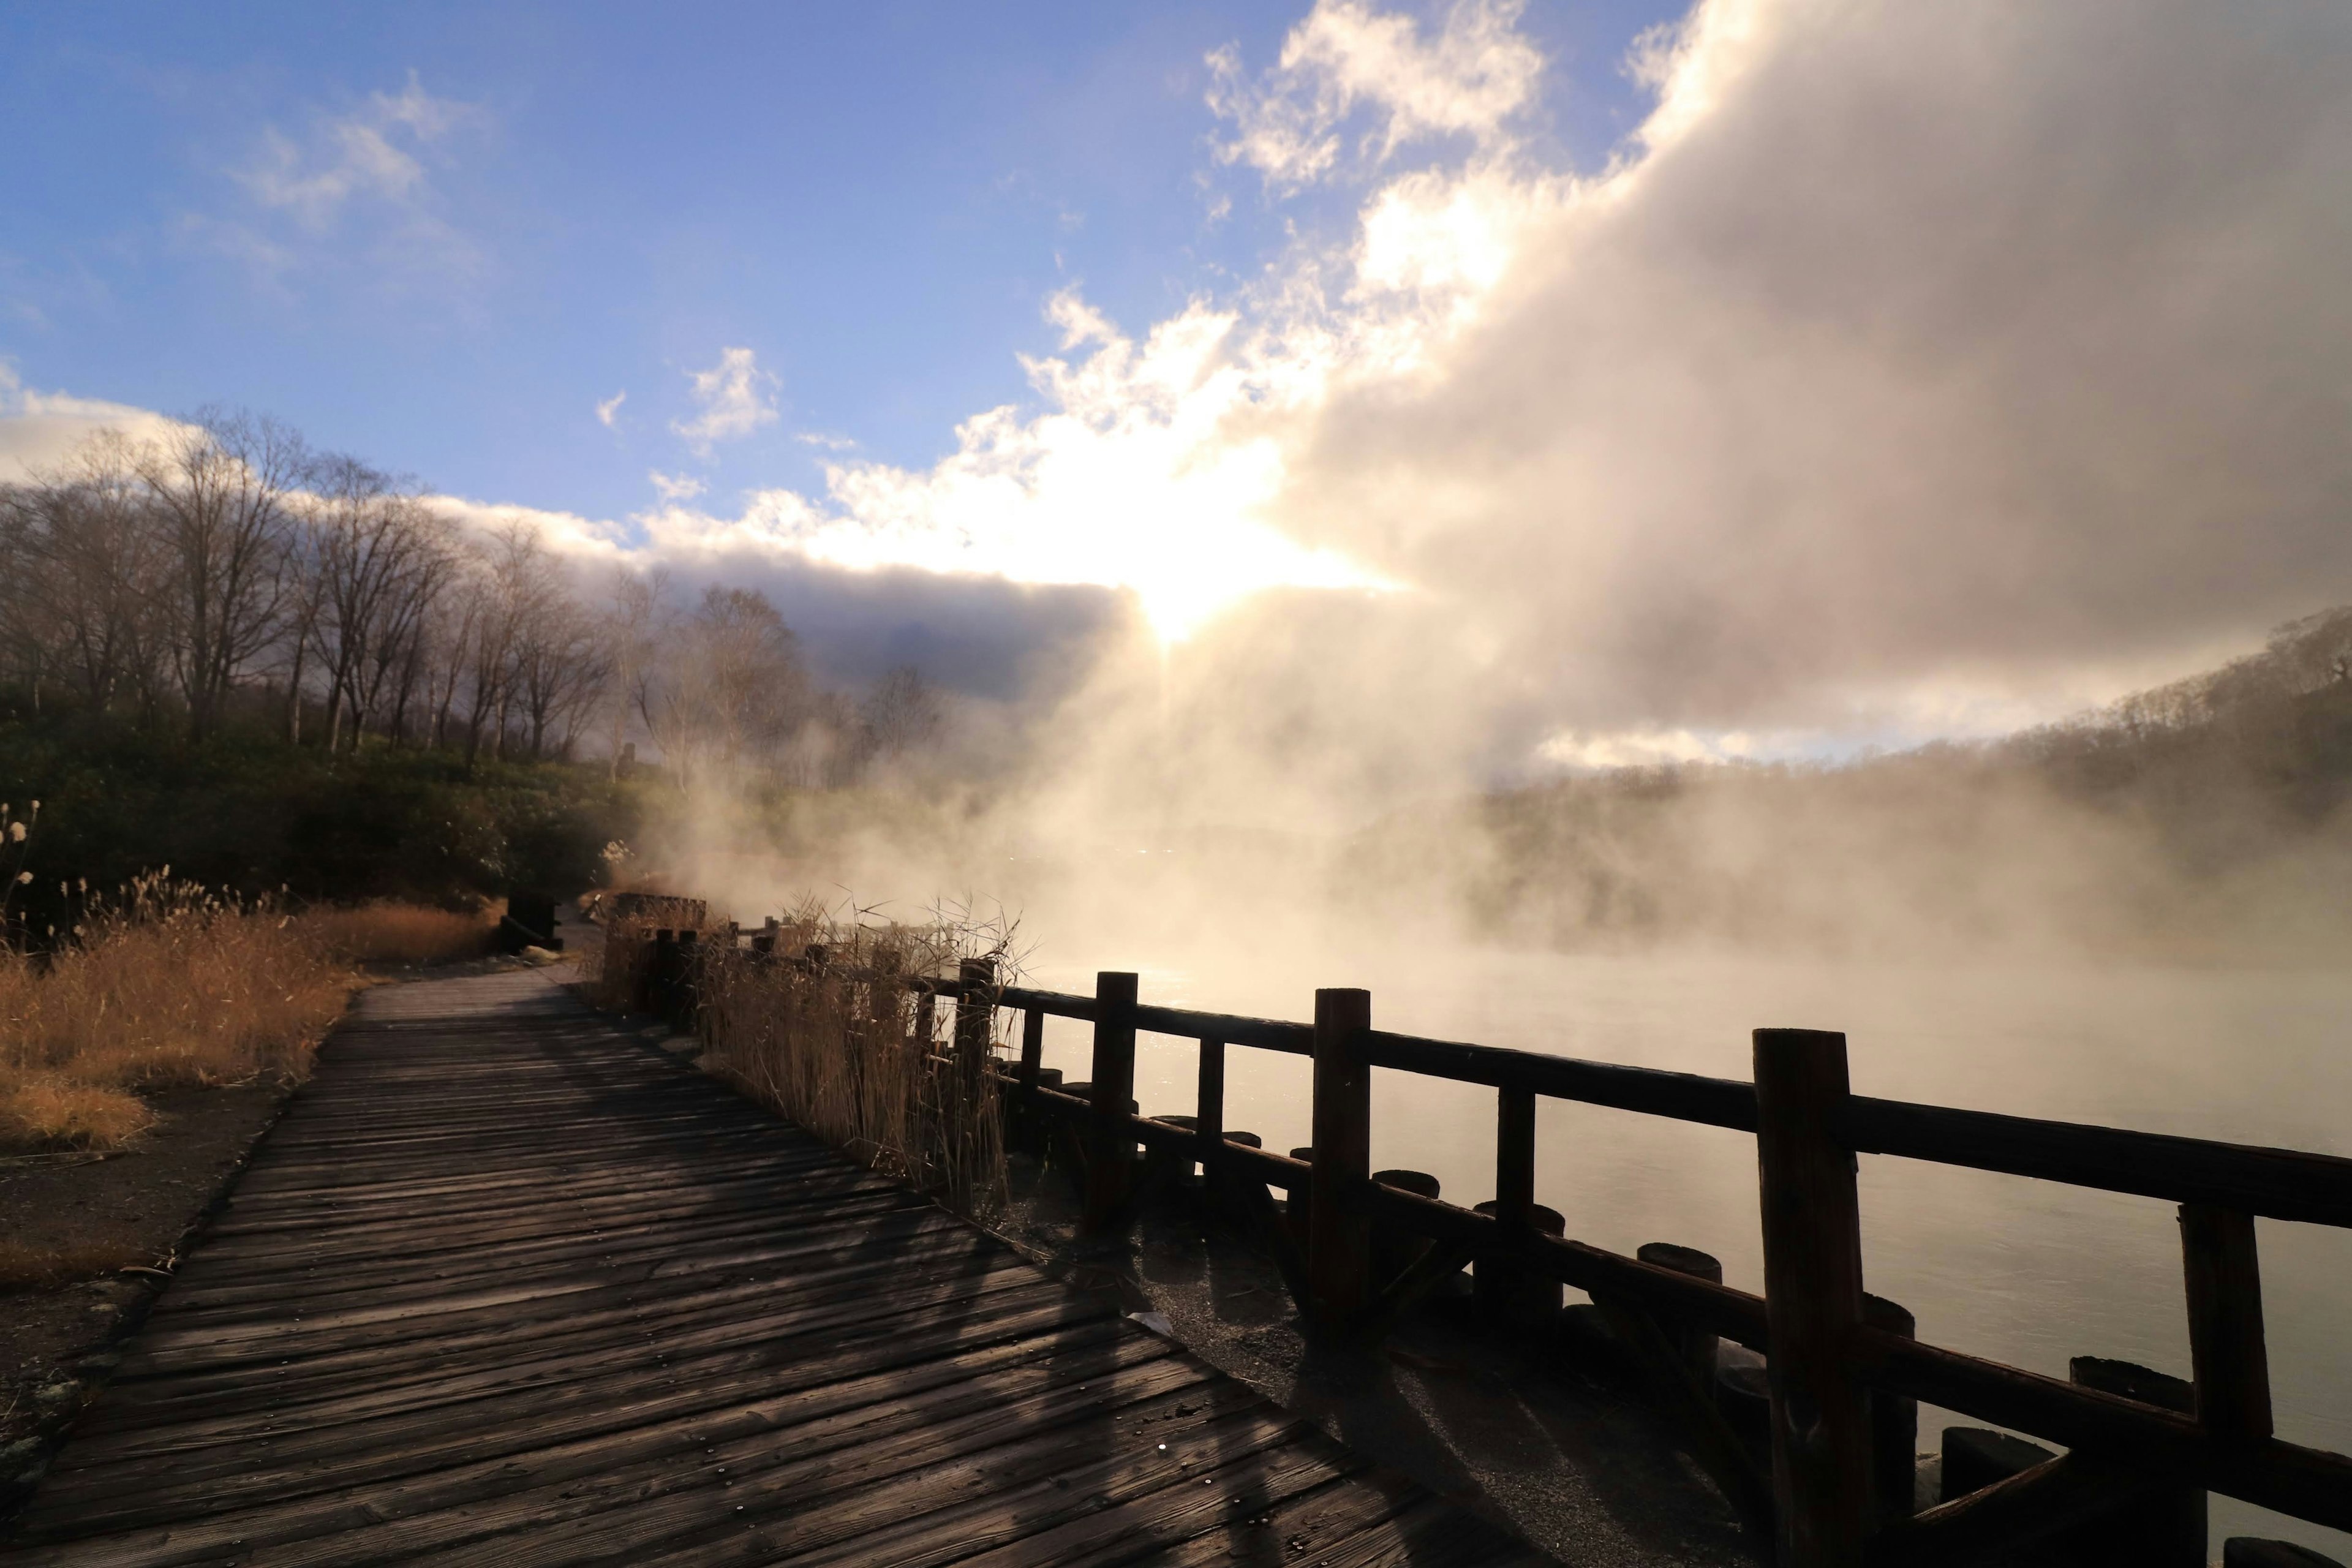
top-left (0, 969), bottom-right (1548, 1568)
top-left (636, 929), bottom-right (2352, 1568)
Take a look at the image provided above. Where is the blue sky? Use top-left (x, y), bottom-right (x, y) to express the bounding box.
top-left (0, 1), bottom-right (1677, 524)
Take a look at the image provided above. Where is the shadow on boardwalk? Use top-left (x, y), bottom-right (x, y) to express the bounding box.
top-left (0, 968), bottom-right (1550, 1567)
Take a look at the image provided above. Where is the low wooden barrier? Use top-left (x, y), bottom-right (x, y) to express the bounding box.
top-left (639, 935), bottom-right (2352, 1568)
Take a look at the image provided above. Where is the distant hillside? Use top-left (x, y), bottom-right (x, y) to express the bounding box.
top-left (1350, 608), bottom-right (2352, 962)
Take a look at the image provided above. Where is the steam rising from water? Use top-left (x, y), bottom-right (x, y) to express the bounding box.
top-left (592, 0), bottom-right (2352, 802)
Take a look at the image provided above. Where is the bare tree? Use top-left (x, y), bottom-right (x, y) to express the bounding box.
top-left (132, 411), bottom-right (312, 739)
top-left (0, 413), bottom-right (932, 799)
top-left (638, 586), bottom-right (811, 791)
top-left (598, 568), bottom-right (668, 780)
top-left (303, 459), bottom-right (459, 752)
top-left (1, 433), bottom-right (174, 720)
top-left (862, 665), bottom-right (943, 760)
top-left (512, 576), bottom-right (609, 760)
top-left (454, 524), bottom-right (576, 769)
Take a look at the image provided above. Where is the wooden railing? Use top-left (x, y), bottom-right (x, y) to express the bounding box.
top-left (641, 931), bottom-right (2352, 1567)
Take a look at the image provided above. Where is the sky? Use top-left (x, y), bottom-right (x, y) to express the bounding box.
top-left (0, 3), bottom-right (1672, 511)
top-left (7, 0), bottom-right (2352, 797)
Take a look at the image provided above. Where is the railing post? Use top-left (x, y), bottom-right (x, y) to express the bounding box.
top-left (1754, 1027), bottom-right (1872, 1568)
top-left (953, 958), bottom-right (995, 1066)
top-left (1307, 987), bottom-right (1372, 1338)
top-left (952, 956), bottom-right (995, 1107)
top-left (1019, 1007), bottom-right (1045, 1093)
top-left (1197, 1037), bottom-right (1226, 1166)
top-left (1481, 1086), bottom-right (1540, 1324)
top-left (1083, 971), bottom-right (1139, 1234)
top-left (1015, 1006), bottom-right (1046, 1153)
top-left (673, 929), bottom-right (700, 1030)
top-left (2182, 1203), bottom-right (2272, 1442)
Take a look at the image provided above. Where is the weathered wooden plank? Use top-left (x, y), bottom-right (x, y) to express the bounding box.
top-left (25, 1295), bottom-right (1123, 1537)
top-left (393, 1360), bottom-right (1260, 1568)
top-left (159, 1185), bottom-right (927, 1308)
top-left (12, 1331), bottom-right (1189, 1567)
top-left (0, 967), bottom-right (1546, 1568)
top-left (92, 1254), bottom-right (1017, 1437)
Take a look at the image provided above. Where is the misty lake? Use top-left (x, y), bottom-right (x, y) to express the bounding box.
top-left (1023, 946), bottom-right (2352, 1556)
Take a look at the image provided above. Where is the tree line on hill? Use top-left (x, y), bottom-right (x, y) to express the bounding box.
top-left (0, 410), bottom-right (946, 788)
top-left (1353, 605), bottom-right (2352, 960)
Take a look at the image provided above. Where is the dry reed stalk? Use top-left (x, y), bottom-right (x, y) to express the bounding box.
top-left (597, 902), bottom-right (1017, 1219)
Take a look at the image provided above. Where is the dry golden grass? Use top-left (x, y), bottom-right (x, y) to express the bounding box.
top-left (0, 878), bottom-right (355, 1095)
top-left (301, 902), bottom-right (496, 966)
top-left (600, 905), bottom-right (1015, 1219)
top-left (0, 878), bottom-right (499, 1153)
top-left (0, 1076), bottom-right (155, 1149)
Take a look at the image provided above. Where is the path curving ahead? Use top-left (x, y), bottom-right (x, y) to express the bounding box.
top-left (1, 967), bottom-right (1550, 1567)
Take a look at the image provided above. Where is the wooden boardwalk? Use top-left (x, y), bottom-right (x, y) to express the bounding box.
top-left (1, 968), bottom-right (1549, 1567)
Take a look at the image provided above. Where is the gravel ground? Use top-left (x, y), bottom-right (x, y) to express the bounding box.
top-left (0, 1080), bottom-right (288, 1513)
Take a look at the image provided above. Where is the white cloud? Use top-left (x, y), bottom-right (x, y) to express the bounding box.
top-left (596, 391), bottom-right (627, 428)
top-left (1275, 0), bottom-right (2352, 745)
top-left (648, 469), bottom-right (706, 504)
top-left (422, 494), bottom-right (632, 563)
top-left (671, 347), bottom-right (779, 456)
top-left (234, 72), bottom-right (480, 226)
top-left (1207, 0), bottom-right (1542, 189)
top-left (203, 72), bottom-right (486, 284)
top-left (1539, 726), bottom-right (1763, 771)
top-left (794, 431), bottom-right (857, 451)
top-left (608, 0), bottom-right (2352, 797)
top-left (0, 366), bottom-right (186, 482)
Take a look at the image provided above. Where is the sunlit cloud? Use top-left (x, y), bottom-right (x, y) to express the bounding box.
top-left (19, 0), bottom-right (2352, 797)
top-left (0, 366), bottom-right (186, 481)
top-left (596, 391), bottom-right (627, 428)
top-left (1539, 726), bottom-right (1767, 771)
top-left (1206, 0), bottom-right (1542, 190)
top-left (648, 469), bottom-right (706, 504)
top-left (672, 347), bottom-right (779, 456)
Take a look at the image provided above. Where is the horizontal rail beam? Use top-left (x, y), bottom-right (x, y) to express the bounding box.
top-left (1363, 1031), bottom-right (1758, 1130)
top-left (1852, 1325), bottom-right (2352, 1532)
top-left (1845, 1098), bottom-right (2352, 1229)
top-left (998, 984), bottom-right (1095, 1020)
top-left (1003, 1008), bottom-right (2352, 1223)
top-left (1134, 1004), bottom-right (1312, 1054)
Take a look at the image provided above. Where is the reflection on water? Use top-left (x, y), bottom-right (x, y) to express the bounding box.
top-left (1026, 948), bottom-right (2352, 1558)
